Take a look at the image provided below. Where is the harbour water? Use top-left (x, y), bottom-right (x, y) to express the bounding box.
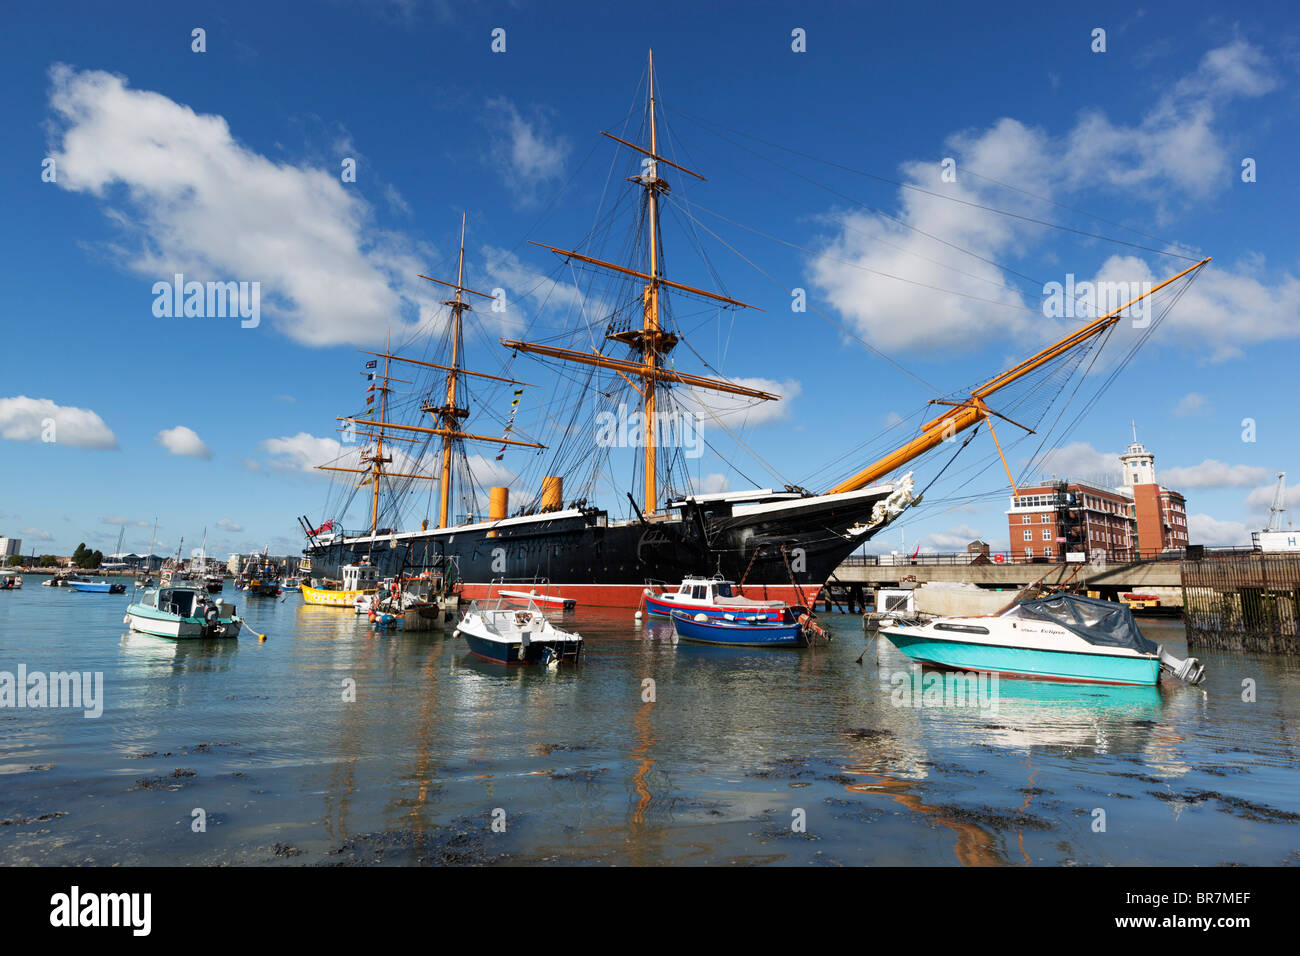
top-left (2, 575), bottom-right (1298, 866)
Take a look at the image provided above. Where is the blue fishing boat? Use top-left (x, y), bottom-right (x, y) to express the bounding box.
top-left (878, 593), bottom-right (1205, 686)
top-left (644, 575), bottom-right (787, 621)
top-left (669, 606), bottom-right (820, 647)
top-left (67, 579), bottom-right (126, 594)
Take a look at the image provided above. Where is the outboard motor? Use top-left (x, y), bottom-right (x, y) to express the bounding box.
top-left (201, 600), bottom-right (221, 636)
top-left (1157, 646), bottom-right (1206, 686)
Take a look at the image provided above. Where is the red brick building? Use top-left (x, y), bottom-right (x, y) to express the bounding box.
top-left (1005, 480), bottom-right (1136, 562)
top-left (1004, 431), bottom-right (1189, 561)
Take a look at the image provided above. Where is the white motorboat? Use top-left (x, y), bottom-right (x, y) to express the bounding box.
top-left (454, 596), bottom-right (583, 665)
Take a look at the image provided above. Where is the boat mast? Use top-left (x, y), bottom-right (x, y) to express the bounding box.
top-left (825, 256), bottom-right (1212, 495)
top-left (437, 214), bottom-right (469, 528)
top-left (504, 51), bottom-right (774, 517)
top-left (642, 50), bottom-right (663, 516)
top-left (360, 332), bottom-right (394, 535)
top-left (322, 216), bottom-right (545, 532)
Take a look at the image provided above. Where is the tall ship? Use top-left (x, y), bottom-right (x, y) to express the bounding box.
top-left (300, 54), bottom-right (1209, 609)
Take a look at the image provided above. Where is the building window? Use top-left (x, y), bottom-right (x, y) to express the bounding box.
top-left (1025, 547), bottom-right (1033, 558)
top-left (1041, 529), bottom-right (1051, 540)
top-left (1023, 530), bottom-right (1032, 541)
top-left (1041, 514), bottom-right (1050, 523)
top-left (1044, 547), bottom-right (1053, 559)
top-left (1022, 515), bottom-right (1031, 524)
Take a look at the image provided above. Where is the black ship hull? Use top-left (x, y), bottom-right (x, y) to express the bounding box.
top-left (301, 483), bottom-right (908, 609)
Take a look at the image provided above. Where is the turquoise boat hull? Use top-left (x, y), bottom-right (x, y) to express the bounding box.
top-left (882, 631), bottom-right (1159, 686)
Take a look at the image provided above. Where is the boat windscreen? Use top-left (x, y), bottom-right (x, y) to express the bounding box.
top-left (1008, 593), bottom-right (1158, 654)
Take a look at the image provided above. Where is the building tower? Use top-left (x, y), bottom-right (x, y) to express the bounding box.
top-left (1120, 421), bottom-right (1155, 488)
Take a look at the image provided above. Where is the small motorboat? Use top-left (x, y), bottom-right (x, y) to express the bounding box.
top-left (124, 585), bottom-right (243, 639)
top-left (0, 570), bottom-right (23, 590)
top-left (878, 593), bottom-right (1205, 687)
top-left (669, 605), bottom-right (823, 647)
top-left (455, 597), bottom-right (583, 665)
top-left (68, 579), bottom-right (126, 594)
top-left (43, 572), bottom-right (90, 588)
top-left (644, 575), bottom-right (787, 621)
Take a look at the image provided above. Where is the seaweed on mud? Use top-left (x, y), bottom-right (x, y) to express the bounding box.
top-left (130, 770), bottom-right (196, 792)
top-left (931, 804), bottom-right (1054, 831)
top-left (747, 757), bottom-right (813, 780)
top-left (322, 815), bottom-right (515, 866)
top-left (0, 811), bottom-right (67, 826)
top-left (1151, 789), bottom-right (1300, 823)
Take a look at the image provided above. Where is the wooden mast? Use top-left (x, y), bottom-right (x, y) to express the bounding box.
top-left (316, 214), bottom-right (548, 535)
top-left (824, 256), bottom-right (1212, 495)
top-left (643, 49), bottom-right (662, 516)
top-left (505, 50), bottom-right (773, 519)
top-left (436, 214), bottom-right (469, 528)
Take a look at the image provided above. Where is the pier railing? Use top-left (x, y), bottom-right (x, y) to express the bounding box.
top-left (841, 546), bottom-right (1255, 568)
top-left (1181, 552), bottom-right (1300, 654)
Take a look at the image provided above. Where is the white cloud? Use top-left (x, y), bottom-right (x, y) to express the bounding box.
top-left (922, 524), bottom-right (986, 551)
top-left (47, 65), bottom-right (443, 347)
top-left (1187, 513), bottom-right (1252, 546)
top-left (155, 425), bottom-right (212, 459)
top-left (1160, 459), bottom-right (1270, 489)
top-left (20, 528), bottom-right (54, 541)
top-left (678, 377), bottom-right (800, 430)
top-left (696, 473), bottom-right (730, 494)
top-left (1173, 392), bottom-right (1207, 417)
top-left (807, 41), bottom-right (1291, 356)
top-left (0, 396), bottom-right (117, 449)
top-left (1032, 442), bottom-right (1121, 482)
top-left (102, 516), bottom-right (150, 527)
top-left (483, 98), bottom-right (571, 205)
top-left (1244, 481), bottom-right (1286, 515)
top-left (216, 518), bottom-right (244, 533)
top-left (261, 431), bottom-right (446, 482)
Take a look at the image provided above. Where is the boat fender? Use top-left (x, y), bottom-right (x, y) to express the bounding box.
top-left (693, 613), bottom-right (709, 622)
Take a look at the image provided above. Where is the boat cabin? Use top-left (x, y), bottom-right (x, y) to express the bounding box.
top-left (668, 576), bottom-right (740, 605)
top-left (153, 587), bottom-right (210, 618)
top-left (342, 563), bottom-right (380, 591)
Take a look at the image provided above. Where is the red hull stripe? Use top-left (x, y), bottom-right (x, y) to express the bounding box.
top-left (458, 582), bottom-right (821, 610)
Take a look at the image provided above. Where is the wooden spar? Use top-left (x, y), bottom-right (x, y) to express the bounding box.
top-left (357, 350), bottom-right (534, 387)
top-left (416, 274), bottom-right (496, 300)
top-left (526, 242), bottom-right (760, 311)
top-left (599, 131), bottom-right (706, 180)
top-left (317, 465), bottom-right (439, 480)
top-left (338, 416), bottom-right (546, 449)
top-left (825, 256), bottom-right (1211, 496)
top-left (499, 339), bottom-right (781, 399)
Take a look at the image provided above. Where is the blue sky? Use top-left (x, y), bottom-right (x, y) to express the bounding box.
top-left (1, 0), bottom-right (1297, 560)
